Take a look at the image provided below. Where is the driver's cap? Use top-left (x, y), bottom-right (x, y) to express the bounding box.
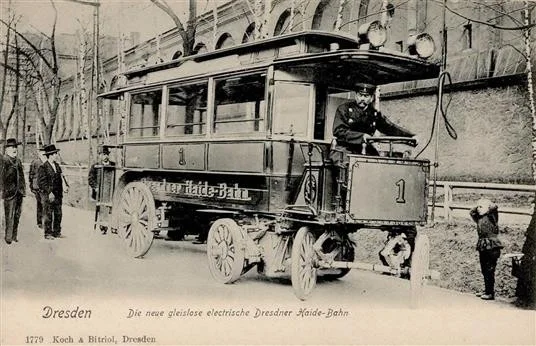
top-left (355, 82), bottom-right (376, 95)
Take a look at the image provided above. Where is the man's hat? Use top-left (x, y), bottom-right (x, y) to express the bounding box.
top-left (100, 146), bottom-right (111, 155)
top-left (5, 138), bottom-right (21, 147)
top-left (355, 82), bottom-right (376, 94)
top-left (42, 144), bottom-right (60, 155)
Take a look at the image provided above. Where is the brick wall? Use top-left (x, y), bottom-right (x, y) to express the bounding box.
top-left (383, 85), bottom-right (532, 183)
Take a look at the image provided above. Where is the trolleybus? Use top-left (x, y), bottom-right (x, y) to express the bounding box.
top-left (97, 28), bottom-right (440, 303)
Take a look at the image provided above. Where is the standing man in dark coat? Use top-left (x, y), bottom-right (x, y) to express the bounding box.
top-left (38, 144), bottom-right (69, 240)
top-left (1, 138), bottom-right (26, 244)
top-left (332, 82), bottom-right (415, 156)
top-left (29, 146), bottom-right (46, 229)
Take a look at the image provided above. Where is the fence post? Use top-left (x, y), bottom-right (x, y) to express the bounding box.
top-left (443, 183), bottom-right (452, 222)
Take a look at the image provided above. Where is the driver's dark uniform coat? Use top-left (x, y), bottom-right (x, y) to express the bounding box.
top-left (332, 101), bottom-right (414, 155)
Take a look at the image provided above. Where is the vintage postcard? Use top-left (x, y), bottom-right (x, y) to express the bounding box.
top-left (1, 0), bottom-right (535, 345)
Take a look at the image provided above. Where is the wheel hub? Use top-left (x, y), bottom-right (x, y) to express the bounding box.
top-left (217, 242), bottom-right (229, 259)
top-left (131, 212), bottom-right (139, 225)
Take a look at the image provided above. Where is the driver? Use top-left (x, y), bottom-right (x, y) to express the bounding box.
top-left (332, 82), bottom-right (416, 156)
top-left (331, 83), bottom-right (417, 274)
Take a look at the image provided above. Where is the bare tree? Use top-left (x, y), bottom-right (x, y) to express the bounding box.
top-left (0, 0), bottom-right (62, 145)
top-left (149, 0), bottom-right (197, 56)
top-left (0, 1), bottom-right (18, 150)
top-left (515, 0), bottom-right (536, 309)
top-left (0, 12), bottom-right (13, 148)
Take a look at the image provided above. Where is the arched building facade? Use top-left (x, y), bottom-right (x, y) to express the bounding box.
top-left (50, 0), bottom-right (534, 183)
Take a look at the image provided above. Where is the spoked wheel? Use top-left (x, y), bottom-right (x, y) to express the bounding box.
top-left (115, 182), bottom-right (156, 258)
top-left (410, 234), bottom-right (430, 308)
top-left (207, 218), bottom-right (246, 284)
top-left (291, 227), bottom-right (318, 300)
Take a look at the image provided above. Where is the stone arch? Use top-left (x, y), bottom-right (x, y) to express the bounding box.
top-left (358, 0), bottom-right (370, 26)
top-left (193, 42), bottom-right (208, 54)
top-left (171, 50), bottom-right (183, 60)
top-left (274, 9), bottom-right (292, 36)
top-left (215, 33), bottom-right (235, 50)
top-left (311, 0), bottom-right (351, 31)
top-left (242, 22), bottom-right (256, 43)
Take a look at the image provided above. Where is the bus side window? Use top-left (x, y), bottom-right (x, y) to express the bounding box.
top-left (213, 74), bottom-right (266, 135)
top-left (166, 82), bottom-right (208, 136)
top-left (128, 89), bottom-right (162, 138)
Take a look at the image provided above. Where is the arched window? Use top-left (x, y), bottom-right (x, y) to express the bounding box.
top-left (193, 42), bottom-right (207, 54)
top-left (171, 50), bottom-right (183, 60)
top-left (312, 0), bottom-right (349, 30)
top-left (242, 23), bottom-right (256, 43)
top-left (274, 9), bottom-right (291, 36)
top-left (215, 34), bottom-right (234, 50)
top-left (358, 0), bottom-right (370, 26)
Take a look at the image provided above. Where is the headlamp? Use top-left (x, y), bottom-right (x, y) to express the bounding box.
top-left (407, 33), bottom-right (435, 59)
top-left (357, 20), bottom-right (387, 49)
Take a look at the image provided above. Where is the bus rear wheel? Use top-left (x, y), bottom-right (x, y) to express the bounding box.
top-left (115, 182), bottom-right (156, 258)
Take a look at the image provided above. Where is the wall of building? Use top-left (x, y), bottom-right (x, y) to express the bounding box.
top-left (382, 84), bottom-right (532, 183)
top-left (13, 0), bottom-right (534, 184)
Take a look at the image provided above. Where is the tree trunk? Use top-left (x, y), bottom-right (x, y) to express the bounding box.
top-left (335, 0), bottom-right (346, 31)
top-left (515, 206), bottom-right (536, 308)
top-left (516, 1), bottom-right (536, 309)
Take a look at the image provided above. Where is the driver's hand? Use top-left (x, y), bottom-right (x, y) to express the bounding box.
top-left (412, 135), bottom-right (420, 146)
top-left (362, 133), bottom-right (372, 143)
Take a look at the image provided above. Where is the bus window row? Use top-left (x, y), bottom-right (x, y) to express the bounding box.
top-left (127, 72), bottom-right (359, 141)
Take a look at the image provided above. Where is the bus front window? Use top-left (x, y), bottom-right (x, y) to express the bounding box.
top-left (324, 88), bottom-right (354, 141)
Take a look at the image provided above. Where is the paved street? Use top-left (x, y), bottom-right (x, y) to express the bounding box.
top-left (1, 199), bottom-right (535, 345)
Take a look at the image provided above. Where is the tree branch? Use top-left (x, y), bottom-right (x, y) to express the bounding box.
top-left (442, 1), bottom-right (535, 31)
top-left (473, 1), bottom-right (525, 27)
top-left (0, 18), bottom-right (55, 72)
top-left (0, 14), bottom-right (12, 126)
top-left (63, 0), bottom-right (100, 7)
top-left (149, 0), bottom-right (187, 34)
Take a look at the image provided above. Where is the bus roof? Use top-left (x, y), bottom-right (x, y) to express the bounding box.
top-left (99, 30), bottom-right (439, 99)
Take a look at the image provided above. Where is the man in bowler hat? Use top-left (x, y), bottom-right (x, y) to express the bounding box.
top-left (38, 144), bottom-right (69, 240)
top-left (29, 146), bottom-right (47, 228)
top-left (1, 138), bottom-right (26, 244)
